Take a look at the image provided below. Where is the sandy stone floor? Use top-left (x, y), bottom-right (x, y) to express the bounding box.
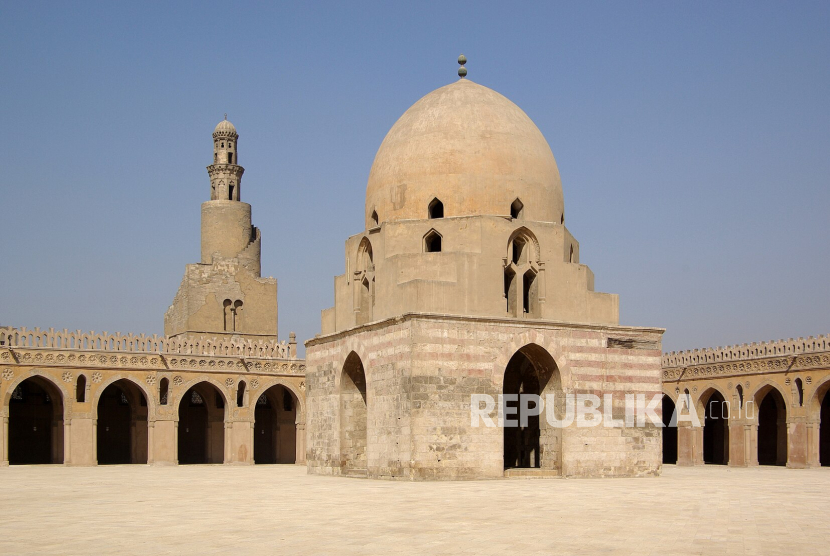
top-left (0, 464), bottom-right (828, 555)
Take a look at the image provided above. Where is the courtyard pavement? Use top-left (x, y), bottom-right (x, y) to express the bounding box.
top-left (0, 464), bottom-right (827, 555)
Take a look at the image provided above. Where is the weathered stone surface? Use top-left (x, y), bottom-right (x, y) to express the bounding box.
top-left (165, 117), bottom-right (278, 342)
top-left (306, 314), bottom-right (664, 480)
top-left (661, 334), bottom-right (830, 469)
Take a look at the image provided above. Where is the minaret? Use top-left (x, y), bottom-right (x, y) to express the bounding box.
top-left (200, 116), bottom-right (260, 275)
top-left (208, 115), bottom-right (244, 201)
top-left (164, 117), bottom-right (277, 340)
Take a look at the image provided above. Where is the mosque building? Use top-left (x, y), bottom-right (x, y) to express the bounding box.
top-left (0, 58), bottom-right (828, 475)
top-left (0, 117), bottom-right (305, 466)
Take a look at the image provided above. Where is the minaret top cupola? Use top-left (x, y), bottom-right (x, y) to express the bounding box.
top-left (208, 115), bottom-right (244, 201)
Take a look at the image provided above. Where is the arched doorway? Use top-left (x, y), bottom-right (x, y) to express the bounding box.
top-left (820, 389), bottom-right (830, 466)
top-left (757, 387), bottom-right (787, 466)
top-left (662, 395), bottom-right (677, 464)
top-left (254, 384), bottom-right (298, 464)
top-left (96, 380), bottom-right (148, 464)
top-left (502, 344), bottom-right (562, 471)
top-left (702, 390), bottom-right (729, 465)
top-left (8, 376), bottom-right (64, 464)
top-left (178, 382), bottom-right (226, 464)
top-left (340, 352), bottom-right (367, 475)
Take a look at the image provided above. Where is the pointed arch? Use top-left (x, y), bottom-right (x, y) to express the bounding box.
top-left (424, 229), bottom-right (442, 253)
top-left (6, 373), bottom-right (66, 464)
top-left (813, 377), bottom-right (830, 466)
top-left (76, 374), bottom-right (87, 403)
top-left (237, 380), bottom-right (247, 407)
top-left (522, 268), bottom-right (539, 317)
top-left (694, 384), bottom-right (730, 415)
top-left (340, 351), bottom-right (368, 475)
top-left (502, 343), bottom-right (563, 472)
top-left (95, 378), bottom-right (149, 464)
top-left (751, 381), bottom-right (788, 408)
top-left (3, 371), bottom-right (68, 410)
top-left (92, 375), bottom-right (155, 419)
top-left (505, 228), bottom-right (542, 318)
top-left (753, 382), bottom-right (788, 466)
top-left (159, 377), bottom-right (169, 406)
top-left (253, 383), bottom-right (300, 464)
top-left (506, 227), bottom-right (540, 263)
top-left (257, 378), bottom-right (306, 422)
top-left (794, 377), bottom-right (804, 407)
top-left (357, 236), bottom-right (373, 272)
top-left (696, 386), bottom-right (729, 465)
top-left (355, 237), bottom-right (375, 326)
top-left (428, 197), bottom-right (444, 219)
top-left (176, 379), bottom-right (228, 464)
top-left (494, 332), bottom-right (573, 394)
top-left (662, 394), bottom-right (678, 464)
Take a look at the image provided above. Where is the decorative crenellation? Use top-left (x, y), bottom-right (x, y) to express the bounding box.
top-left (0, 326), bottom-right (295, 359)
top-left (662, 334), bottom-right (829, 368)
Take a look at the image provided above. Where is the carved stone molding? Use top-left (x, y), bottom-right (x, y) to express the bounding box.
top-left (663, 352), bottom-right (830, 382)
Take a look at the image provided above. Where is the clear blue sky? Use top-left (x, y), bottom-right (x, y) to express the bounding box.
top-left (2, 1), bottom-right (828, 355)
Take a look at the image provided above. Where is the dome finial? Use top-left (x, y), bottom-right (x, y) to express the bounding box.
top-left (458, 54), bottom-right (467, 79)
top-left (224, 113), bottom-right (227, 121)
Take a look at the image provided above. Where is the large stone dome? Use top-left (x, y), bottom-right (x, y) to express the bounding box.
top-left (366, 78), bottom-right (564, 226)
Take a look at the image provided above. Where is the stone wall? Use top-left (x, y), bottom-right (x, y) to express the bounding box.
top-left (306, 313), bottom-right (664, 480)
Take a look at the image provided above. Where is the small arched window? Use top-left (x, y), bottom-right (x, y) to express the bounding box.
top-left (358, 238), bottom-right (374, 273)
top-left (510, 199), bottom-right (524, 219)
top-left (371, 210), bottom-right (379, 227)
top-left (233, 300), bottom-right (243, 331)
top-left (504, 267), bottom-right (517, 316)
top-left (523, 269), bottom-right (538, 316)
top-left (795, 378), bottom-right (804, 406)
top-left (223, 299), bottom-right (232, 331)
top-left (76, 375), bottom-right (86, 403)
top-left (159, 377), bottom-right (169, 405)
top-left (736, 384), bottom-right (743, 408)
top-left (569, 245), bottom-right (574, 263)
top-left (424, 229), bottom-right (442, 252)
top-left (511, 237), bottom-right (527, 265)
top-left (428, 198), bottom-right (444, 219)
top-left (237, 381), bottom-right (246, 407)
top-left (560, 213), bottom-right (565, 225)
top-left (227, 152), bottom-right (233, 164)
